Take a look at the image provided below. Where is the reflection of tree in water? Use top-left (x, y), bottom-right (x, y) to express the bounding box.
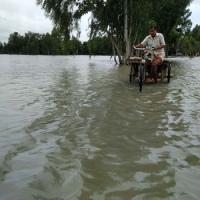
top-left (26, 62), bottom-right (183, 199)
top-left (25, 64), bottom-right (115, 199)
top-left (79, 67), bottom-right (177, 199)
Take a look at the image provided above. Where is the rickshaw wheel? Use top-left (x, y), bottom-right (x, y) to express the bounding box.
top-left (167, 62), bottom-right (171, 83)
top-left (138, 64), bottom-right (145, 92)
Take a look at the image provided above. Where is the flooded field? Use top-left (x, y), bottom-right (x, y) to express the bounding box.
top-left (0, 55), bottom-right (200, 200)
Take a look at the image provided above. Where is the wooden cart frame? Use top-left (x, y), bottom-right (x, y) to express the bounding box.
top-left (128, 57), bottom-right (171, 92)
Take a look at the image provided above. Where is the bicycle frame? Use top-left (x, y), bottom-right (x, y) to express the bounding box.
top-left (132, 46), bottom-right (155, 91)
top-left (128, 46), bottom-right (171, 92)
top-left (133, 46), bottom-right (155, 61)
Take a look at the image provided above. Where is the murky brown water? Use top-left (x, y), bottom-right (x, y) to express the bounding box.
top-left (0, 55), bottom-right (200, 200)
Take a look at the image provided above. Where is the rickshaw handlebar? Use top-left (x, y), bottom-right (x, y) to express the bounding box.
top-left (133, 46), bottom-right (155, 51)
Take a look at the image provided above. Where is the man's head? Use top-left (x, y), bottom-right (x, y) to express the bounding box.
top-left (149, 26), bottom-right (157, 37)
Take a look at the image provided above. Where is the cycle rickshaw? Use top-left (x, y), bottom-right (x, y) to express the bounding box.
top-left (127, 47), bottom-right (171, 92)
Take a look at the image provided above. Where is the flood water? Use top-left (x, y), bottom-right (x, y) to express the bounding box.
top-left (0, 55), bottom-right (200, 200)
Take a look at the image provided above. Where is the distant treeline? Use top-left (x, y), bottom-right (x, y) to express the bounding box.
top-left (177, 24), bottom-right (200, 56)
top-left (0, 29), bottom-right (112, 55)
top-left (0, 25), bottom-right (200, 56)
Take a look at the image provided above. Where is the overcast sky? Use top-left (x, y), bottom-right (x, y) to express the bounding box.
top-left (0, 0), bottom-right (200, 43)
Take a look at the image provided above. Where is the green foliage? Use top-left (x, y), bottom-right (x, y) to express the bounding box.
top-left (37, 0), bottom-right (77, 39)
top-left (0, 42), bottom-right (3, 53)
top-left (178, 25), bottom-right (200, 56)
top-left (80, 42), bottom-right (89, 55)
top-left (0, 31), bottom-right (112, 55)
top-left (37, 0), bottom-right (193, 59)
top-left (88, 37), bottom-right (112, 55)
top-left (191, 25), bottom-right (200, 41)
top-left (63, 36), bottom-right (81, 54)
top-left (1, 0), bottom-right (198, 57)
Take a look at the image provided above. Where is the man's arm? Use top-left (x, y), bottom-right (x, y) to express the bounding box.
top-left (133, 35), bottom-right (148, 48)
top-left (133, 43), bottom-right (144, 48)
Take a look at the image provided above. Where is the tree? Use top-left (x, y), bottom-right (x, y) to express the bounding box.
top-left (88, 37), bottom-right (112, 55)
top-left (37, 0), bottom-right (193, 63)
top-left (80, 41), bottom-right (89, 55)
top-left (0, 42), bottom-right (3, 53)
top-left (7, 32), bottom-right (25, 54)
top-left (179, 25), bottom-right (200, 56)
top-left (63, 36), bottom-right (81, 55)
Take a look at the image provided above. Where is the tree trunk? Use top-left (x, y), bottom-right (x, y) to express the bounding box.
top-left (124, 0), bottom-right (131, 61)
top-left (112, 43), bottom-right (118, 64)
top-left (110, 35), bottom-right (123, 64)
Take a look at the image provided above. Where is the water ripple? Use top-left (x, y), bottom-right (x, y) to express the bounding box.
top-left (0, 55), bottom-right (200, 199)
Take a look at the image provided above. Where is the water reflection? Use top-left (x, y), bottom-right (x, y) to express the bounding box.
top-left (0, 56), bottom-right (200, 200)
top-left (27, 60), bottom-right (173, 199)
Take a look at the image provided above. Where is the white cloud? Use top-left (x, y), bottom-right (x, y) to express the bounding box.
top-left (0, 0), bottom-right (90, 43)
top-left (0, 0), bottom-right (53, 42)
top-left (0, 0), bottom-right (199, 43)
top-left (188, 0), bottom-right (200, 27)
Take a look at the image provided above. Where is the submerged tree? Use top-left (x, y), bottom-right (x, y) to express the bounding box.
top-left (37, 0), bottom-right (193, 63)
top-left (179, 25), bottom-right (200, 56)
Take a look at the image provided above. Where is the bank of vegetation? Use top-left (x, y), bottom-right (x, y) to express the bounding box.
top-left (0, 30), bottom-right (112, 56)
top-left (0, 0), bottom-right (200, 61)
